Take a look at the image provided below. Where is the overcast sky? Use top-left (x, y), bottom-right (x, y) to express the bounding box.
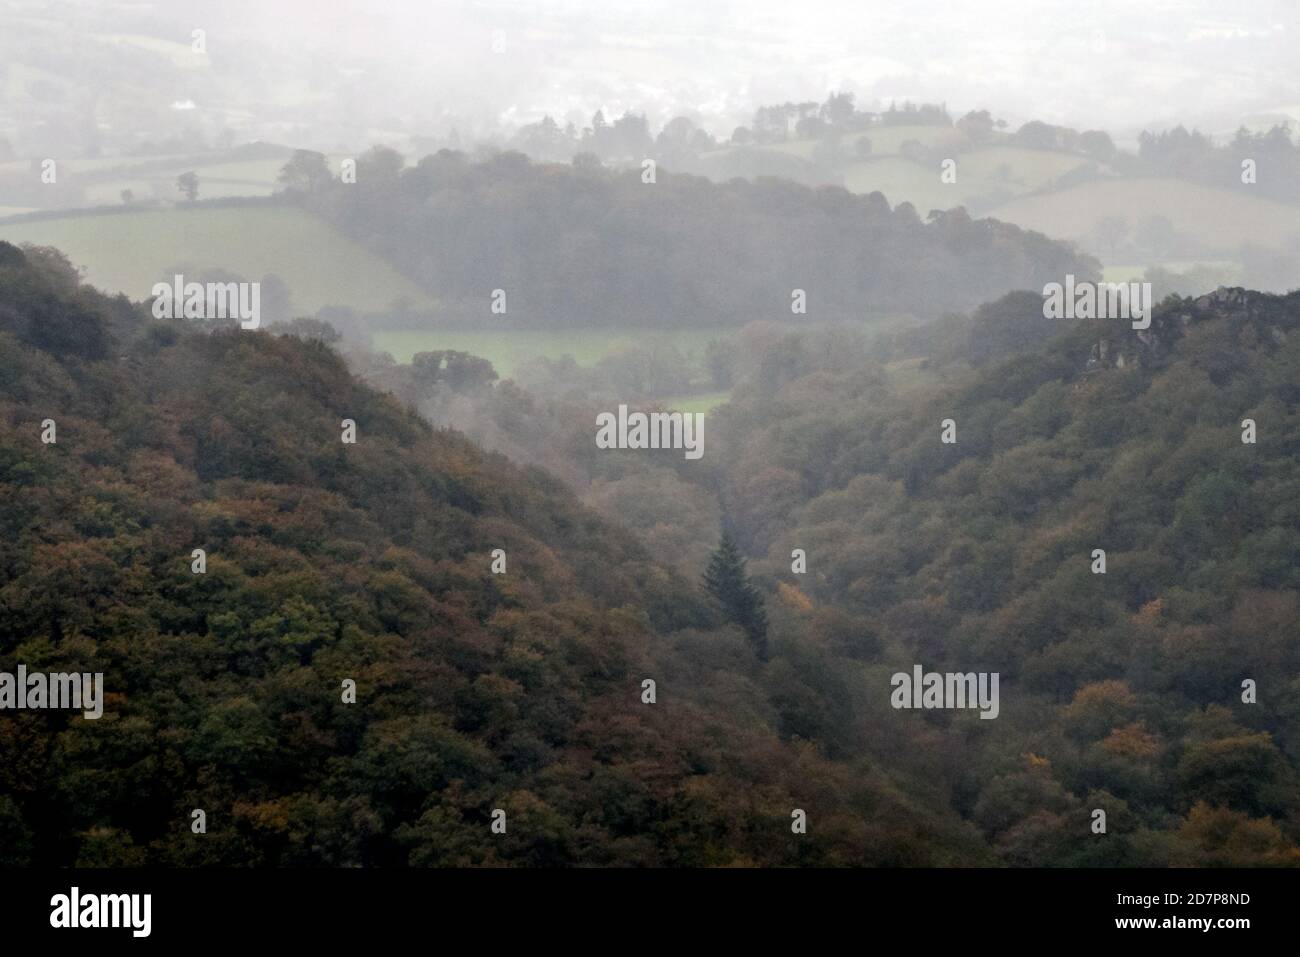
top-left (5, 0), bottom-right (1298, 153)
top-left (200, 0), bottom-right (1300, 140)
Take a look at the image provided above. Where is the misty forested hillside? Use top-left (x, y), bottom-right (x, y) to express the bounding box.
top-left (0, 241), bottom-right (991, 866)
top-left (295, 149), bottom-right (1098, 326)
top-left (712, 288), bottom-right (1300, 865)
top-left (363, 281), bottom-right (1300, 866)
top-left (3, 216), bottom-right (1299, 868)
top-left (6, 2), bottom-right (1300, 943)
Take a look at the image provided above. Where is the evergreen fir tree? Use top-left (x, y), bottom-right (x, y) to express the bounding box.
top-left (703, 530), bottom-right (769, 659)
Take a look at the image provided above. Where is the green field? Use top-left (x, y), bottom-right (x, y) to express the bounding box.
top-left (846, 144), bottom-right (1101, 208)
top-left (656, 391), bottom-right (731, 413)
top-left (0, 206), bottom-right (429, 313)
top-left (988, 177), bottom-right (1300, 251)
top-left (83, 157), bottom-right (292, 204)
top-left (722, 131), bottom-right (1103, 213)
top-left (753, 125), bottom-right (962, 161)
top-left (844, 124), bottom-right (964, 157)
top-left (0, 152), bottom-right (223, 186)
top-left (1, 147), bottom-right (406, 216)
top-left (0, 145), bottom-right (345, 215)
top-left (957, 145), bottom-right (1099, 190)
top-left (374, 328), bottom-right (734, 411)
top-left (372, 327), bottom-right (724, 374)
top-left (757, 139), bottom-right (822, 161)
top-left (840, 156), bottom-right (975, 212)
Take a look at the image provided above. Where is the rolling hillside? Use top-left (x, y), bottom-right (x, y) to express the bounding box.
top-left (0, 205), bottom-right (430, 314)
top-left (0, 239), bottom-right (987, 867)
top-left (987, 177), bottom-right (1300, 252)
top-left (693, 128), bottom-right (1102, 215)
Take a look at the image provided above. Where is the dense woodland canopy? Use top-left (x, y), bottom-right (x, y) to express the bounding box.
top-left (290, 148), bottom-right (1097, 327)
top-left (363, 282), bottom-right (1300, 866)
top-left (718, 289), bottom-right (1300, 862)
top-left (2, 233), bottom-right (1299, 866)
top-left (3, 0), bottom-right (1298, 878)
top-left (0, 242), bottom-right (987, 866)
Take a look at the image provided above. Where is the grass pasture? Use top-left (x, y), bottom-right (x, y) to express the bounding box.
top-left (0, 205), bottom-right (429, 314)
top-left (655, 391), bottom-right (731, 413)
top-left (847, 124), bottom-right (964, 157)
top-left (957, 146), bottom-right (1098, 191)
top-left (838, 144), bottom-right (1094, 214)
top-left (987, 177), bottom-right (1300, 252)
top-left (0, 146), bottom-right (314, 214)
top-left (370, 326), bottom-right (723, 376)
top-left (374, 327), bottom-right (733, 412)
top-left (841, 157), bottom-right (981, 212)
top-left (82, 157), bottom-right (293, 204)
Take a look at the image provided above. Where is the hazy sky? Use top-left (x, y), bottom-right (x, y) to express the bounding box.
top-left (203, 0), bottom-right (1300, 140)
top-left (5, 0), bottom-right (1299, 154)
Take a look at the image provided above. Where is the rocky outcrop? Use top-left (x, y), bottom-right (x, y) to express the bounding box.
top-left (1083, 286), bottom-right (1299, 374)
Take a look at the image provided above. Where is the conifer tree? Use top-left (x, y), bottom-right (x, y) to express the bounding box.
top-left (703, 530), bottom-right (769, 659)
